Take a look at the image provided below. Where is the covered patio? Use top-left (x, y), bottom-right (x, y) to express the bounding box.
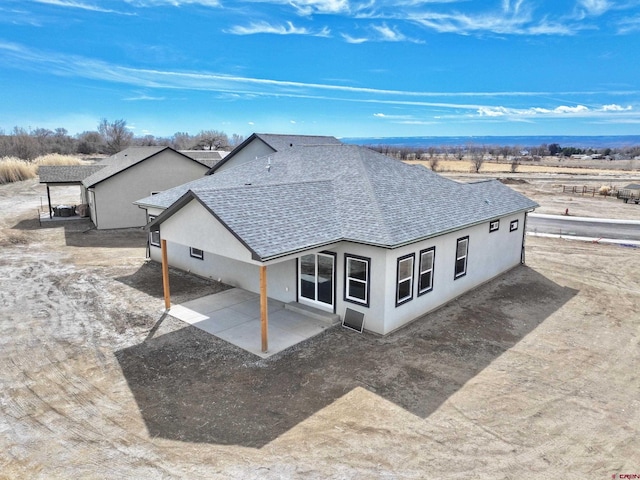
top-left (167, 288), bottom-right (339, 358)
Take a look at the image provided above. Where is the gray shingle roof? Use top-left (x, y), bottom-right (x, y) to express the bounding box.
top-left (206, 133), bottom-right (342, 174)
top-left (82, 146), bottom-right (209, 187)
top-left (39, 165), bottom-right (106, 184)
top-left (144, 145), bottom-right (538, 261)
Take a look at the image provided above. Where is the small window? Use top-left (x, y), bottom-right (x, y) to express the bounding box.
top-left (396, 254), bottom-right (414, 306)
top-left (418, 247), bottom-right (435, 295)
top-left (345, 254), bottom-right (370, 306)
top-left (489, 219), bottom-right (500, 232)
top-left (148, 215), bottom-right (160, 247)
top-left (454, 236), bottom-right (469, 279)
top-left (190, 247), bottom-right (204, 260)
top-left (510, 219), bottom-right (519, 232)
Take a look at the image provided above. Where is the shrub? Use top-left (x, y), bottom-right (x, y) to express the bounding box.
top-left (0, 157), bottom-right (37, 184)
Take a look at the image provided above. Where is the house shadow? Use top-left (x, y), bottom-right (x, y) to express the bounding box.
top-left (11, 217), bottom-right (146, 249)
top-left (114, 262), bottom-right (231, 304)
top-left (115, 265), bottom-right (577, 449)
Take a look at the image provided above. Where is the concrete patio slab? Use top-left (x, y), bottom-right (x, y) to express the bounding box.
top-left (167, 288), bottom-right (336, 358)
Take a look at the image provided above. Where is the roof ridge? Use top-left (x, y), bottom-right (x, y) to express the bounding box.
top-left (348, 148), bottom-right (396, 244)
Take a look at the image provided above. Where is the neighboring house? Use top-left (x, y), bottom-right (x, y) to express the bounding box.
top-left (206, 133), bottom-right (342, 174)
top-left (136, 144), bottom-right (538, 337)
top-left (80, 146), bottom-right (211, 229)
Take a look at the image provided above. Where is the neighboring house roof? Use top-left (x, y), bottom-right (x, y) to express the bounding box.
top-left (82, 146), bottom-right (210, 188)
top-left (206, 133), bottom-right (342, 174)
top-left (622, 183), bottom-right (640, 190)
top-left (179, 150), bottom-right (228, 168)
top-left (142, 145), bottom-right (538, 262)
top-left (39, 165), bottom-right (105, 184)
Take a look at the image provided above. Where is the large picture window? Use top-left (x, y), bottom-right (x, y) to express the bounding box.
top-left (454, 236), bottom-right (469, 279)
top-left (344, 254), bottom-right (370, 306)
top-left (418, 247), bottom-right (435, 295)
top-left (148, 215), bottom-right (160, 247)
top-left (396, 254), bottom-right (414, 306)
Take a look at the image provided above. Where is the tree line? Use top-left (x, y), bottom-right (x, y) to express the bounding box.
top-left (368, 142), bottom-right (640, 162)
top-left (0, 119), bottom-right (245, 161)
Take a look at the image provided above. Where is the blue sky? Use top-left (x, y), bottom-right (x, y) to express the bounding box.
top-left (1, 0), bottom-right (640, 139)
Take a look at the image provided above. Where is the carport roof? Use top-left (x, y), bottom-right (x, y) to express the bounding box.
top-left (144, 144), bottom-right (539, 262)
top-left (39, 165), bottom-right (106, 184)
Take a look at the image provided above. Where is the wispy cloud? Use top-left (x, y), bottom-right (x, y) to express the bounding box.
top-left (616, 14), bottom-right (640, 34)
top-left (32, 0), bottom-right (135, 14)
top-left (1, 42), bottom-right (638, 125)
top-left (227, 21), bottom-right (330, 36)
top-left (123, 0), bottom-right (221, 6)
top-left (576, 0), bottom-right (611, 17)
top-left (123, 94), bottom-right (166, 101)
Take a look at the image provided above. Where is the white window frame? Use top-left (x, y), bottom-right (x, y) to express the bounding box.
top-left (396, 254), bottom-right (414, 306)
top-left (489, 219), bottom-right (500, 232)
top-left (344, 254), bottom-right (370, 307)
top-left (454, 236), bottom-right (469, 279)
top-left (148, 215), bottom-right (160, 247)
top-left (190, 247), bottom-right (204, 260)
top-left (418, 247), bottom-right (435, 295)
top-left (510, 219), bottom-right (519, 232)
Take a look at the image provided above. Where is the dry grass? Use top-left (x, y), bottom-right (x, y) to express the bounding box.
top-left (0, 157), bottom-right (37, 184)
top-left (34, 154), bottom-right (84, 167)
top-left (0, 154), bottom-right (86, 185)
top-left (407, 159), bottom-right (637, 175)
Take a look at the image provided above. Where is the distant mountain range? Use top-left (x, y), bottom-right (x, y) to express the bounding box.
top-left (341, 135), bottom-right (640, 149)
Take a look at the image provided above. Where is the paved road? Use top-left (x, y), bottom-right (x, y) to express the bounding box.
top-left (527, 214), bottom-right (640, 241)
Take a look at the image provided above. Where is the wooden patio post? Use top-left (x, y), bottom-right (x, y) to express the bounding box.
top-left (161, 239), bottom-right (171, 310)
top-left (260, 265), bottom-right (268, 353)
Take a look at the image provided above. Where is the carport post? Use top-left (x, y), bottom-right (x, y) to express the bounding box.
top-left (161, 239), bottom-right (171, 310)
top-left (260, 265), bottom-right (268, 352)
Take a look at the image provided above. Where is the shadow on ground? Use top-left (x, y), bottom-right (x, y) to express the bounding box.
top-left (12, 217), bottom-right (146, 248)
top-left (115, 265), bottom-right (577, 449)
top-left (114, 262), bottom-right (231, 304)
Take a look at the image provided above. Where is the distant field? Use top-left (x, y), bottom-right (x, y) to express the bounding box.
top-left (407, 156), bottom-right (639, 175)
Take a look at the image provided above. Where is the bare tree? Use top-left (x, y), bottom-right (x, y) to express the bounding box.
top-left (196, 130), bottom-right (229, 150)
top-left (76, 131), bottom-right (103, 155)
top-left (429, 155), bottom-right (439, 172)
top-left (469, 144), bottom-right (485, 173)
top-left (98, 118), bottom-right (133, 154)
top-left (510, 157), bottom-right (521, 173)
top-left (10, 127), bottom-right (39, 161)
top-left (171, 132), bottom-right (194, 150)
top-left (230, 133), bottom-right (245, 148)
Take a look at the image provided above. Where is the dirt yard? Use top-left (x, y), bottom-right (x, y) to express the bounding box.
top-left (1, 176), bottom-right (639, 479)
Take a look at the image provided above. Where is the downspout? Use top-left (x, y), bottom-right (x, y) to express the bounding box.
top-left (521, 210), bottom-right (532, 265)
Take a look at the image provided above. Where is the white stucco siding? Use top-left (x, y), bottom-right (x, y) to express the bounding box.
top-left (161, 199), bottom-right (256, 263)
top-left (93, 151), bottom-right (208, 229)
top-left (215, 139), bottom-right (274, 173)
top-left (380, 213), bottom-right (526, 335)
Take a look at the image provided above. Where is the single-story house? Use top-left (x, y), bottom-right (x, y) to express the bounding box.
top-left (618, 183), bottom-right (640, 204)
top-left (135, 144), bottom-right (538, 342)
top-left (206, 133), bottom-right (342, 174)
top-left (40, 146), bottom-right (213, 229)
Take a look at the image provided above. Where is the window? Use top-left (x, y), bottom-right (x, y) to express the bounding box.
top-left (418, 247), bottom-right (435, 295)
top-left (489, 219), bottom-right (500, 232)
top-left (510, 219), bottom-right (519, 232)
top-left (148, 215), bottom-right (160, 247)
top-left (190, 247), bottom-right (204, 260)
top-left (345, 254), bottom-right (370, 306)
top-left (454, 236), bottom-right (469, 279)
top-left (396, 254), bottom-right (414, 306)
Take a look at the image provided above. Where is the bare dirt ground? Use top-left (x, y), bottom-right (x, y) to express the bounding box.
top-left (1, 176), bottom-right (639, 479)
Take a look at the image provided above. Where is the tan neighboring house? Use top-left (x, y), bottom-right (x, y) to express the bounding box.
top-left (40, 146), bottom-right (212, 229)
